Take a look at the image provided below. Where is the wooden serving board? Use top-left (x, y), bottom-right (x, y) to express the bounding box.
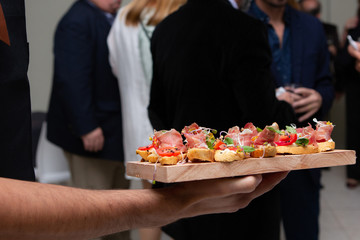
top-left (126, 150), bottom-right (356, 183)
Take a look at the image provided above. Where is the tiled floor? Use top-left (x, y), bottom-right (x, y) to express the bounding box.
top-left (318, 166), bottom-right (360, 240)
top-left (130, 165), bottom-right (360, 240)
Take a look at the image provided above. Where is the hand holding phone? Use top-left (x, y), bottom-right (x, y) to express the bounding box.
top-left (347, 35), bottom-right (359, 51)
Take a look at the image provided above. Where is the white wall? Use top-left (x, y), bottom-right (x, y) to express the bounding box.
top-left (25, 0), bottom-right (131, 112)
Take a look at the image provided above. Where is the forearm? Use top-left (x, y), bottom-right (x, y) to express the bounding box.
top-left (0, 172), bottom-right (288, 239)
top-left (0, 178), bottom-right (176, 240)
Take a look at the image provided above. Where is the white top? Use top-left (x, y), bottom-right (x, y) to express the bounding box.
top-left (107, 7), bottom-right (154, 173)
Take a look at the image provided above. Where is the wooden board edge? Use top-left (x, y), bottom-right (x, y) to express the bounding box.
top-left (126, 150), bottom-right (356, 183)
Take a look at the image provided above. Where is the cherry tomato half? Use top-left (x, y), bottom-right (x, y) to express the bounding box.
top-left (214, 140), bottom-right (226, 150)
top-left (275, 133), bottom-right (297, 146)
top-left (156, 147), bottom-right (181, 157)
top-left (138, 144), bottom-right (154, 151)
top-left (227, 146), bottom-right (239, 151)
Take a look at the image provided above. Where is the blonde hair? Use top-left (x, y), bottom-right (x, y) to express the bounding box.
top-left (124, 0), bottom-right (186, 26)
top-left (288, 0), bottom-right (300, 10)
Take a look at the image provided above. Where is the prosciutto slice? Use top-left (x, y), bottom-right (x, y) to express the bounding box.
top-left (182, 123), bottom-right (208, 149)
top-left (154, 129), bottom-right (187, 152)
top-left (297, 124), bottom-right (317, 145)
top-left (183, 132), bottom-right (208, 149)
top-left (315, 121), bottom-right (334, 142)
top-left (253, 122), bottom-right (279, 146)
top-left (237, 123), bottom-right (258, 146)
top-left (225, 126), bottom-right (242, 146)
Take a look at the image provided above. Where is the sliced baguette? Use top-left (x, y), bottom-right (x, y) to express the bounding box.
top-left (317, 141), bottom-right (335, 152)
top-left (187, 148), bottom-right (215, 162)
top-left (214, 149), bottom-right (245, 162)
top-left (250, 145), bottom-right (277, 158)
top-left (147, 152), bottom-right (185, 165)
top-left (276, 145), bottom-right (318, 155)
top-left (136, 148), bottom-right (156, 162)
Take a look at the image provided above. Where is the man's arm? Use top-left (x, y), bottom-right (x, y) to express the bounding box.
top-left (0, 172), bottom-right (287, 239)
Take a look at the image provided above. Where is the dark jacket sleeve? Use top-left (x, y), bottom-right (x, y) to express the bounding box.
top-left (227, 21), bottom-right (297, 129)
top-left (53, 11), bottom-right (98, 136)
top-left (313, 21), bottom-right (335, 117)
top-left (148, 27), bottom-right (167, 130)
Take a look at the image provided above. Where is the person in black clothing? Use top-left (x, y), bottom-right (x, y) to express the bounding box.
top-left (299, 0), bottom-right (340, 85)
top-left (148, 0), bottom-right (297, 239)
top-left (0, 0), bottom-right (35, 181)
top-left (335, 12), bottom-right (360, 189)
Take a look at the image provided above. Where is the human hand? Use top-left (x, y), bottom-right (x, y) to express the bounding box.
top-left (328, 45), bottom-right (337, 57)
top-left (81, 127), bottom-right (104, 152)
top-left (276, 91), bottom-right (295, 105)
top-left (291, 87), bottom-right (322, 122)
top-left (347, 42), bottom-right (360, 60)
top-left (167, 172), bottom-right (288, 220)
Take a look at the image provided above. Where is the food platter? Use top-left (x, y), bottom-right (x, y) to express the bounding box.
top-left (126, 150), bottom-right (356, 183)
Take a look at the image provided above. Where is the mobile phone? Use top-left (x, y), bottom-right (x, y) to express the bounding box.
top-left (347, 35), bottom-right (359, 51)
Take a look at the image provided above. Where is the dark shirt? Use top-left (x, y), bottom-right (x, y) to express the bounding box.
top-left (249, 1), bottom-right (292, 85)
top-left (0, 0), bottom-right (35, 181)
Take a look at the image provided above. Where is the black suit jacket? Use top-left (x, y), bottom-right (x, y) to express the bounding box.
top-left (47, 0), bottom-right (124, 161)
top-left (149, 0), bottom-right (297, 133)
top-left (0, 0), bottom-right (35, 181)
top-left (148, 0), bottom-right (297, 239)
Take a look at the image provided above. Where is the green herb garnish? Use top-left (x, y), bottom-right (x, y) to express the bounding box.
top-left (295, 138), bottom-right (309, 146)
top-left (224, 137), bottom-right (234, 145)
top-left (242, 146), bottom-right (255, 153)
top-left (286, 125), bottom-right (297, 134)
top-left (267, 126), bottom-right (282, 134)
top-left (256, 127), bottom-right (263, 132)
top-left (211, 129), bottom-right (217, 134)
top-left (206, 138), bottom-right (215, 149)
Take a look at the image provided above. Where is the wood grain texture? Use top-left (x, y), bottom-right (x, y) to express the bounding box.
top-left (126, 150), bottom-right (356, 183)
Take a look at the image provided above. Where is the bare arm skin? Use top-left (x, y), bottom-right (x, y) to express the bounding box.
top-left (0, 172), bottom-right (288, 240)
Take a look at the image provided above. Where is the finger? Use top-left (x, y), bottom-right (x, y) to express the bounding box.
top-left (249, 171), bottom-right (289, 199)
top-left (294, 102), bottom-right (316, 114)
top-left (292, 97), bottom-right (312, 109)
top-left (94, 139), bottom-right (104, 152)
top-left (291, 93), bottom-right (302, 102)
top-left (298, 109), bottom-right (317, 122)
top-left (183, 175), bottom-right (262, 201)
top-left (293, 88), bottom-right (314, 97)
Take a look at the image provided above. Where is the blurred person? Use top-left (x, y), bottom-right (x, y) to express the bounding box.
top-left (334, 25), bottom-right (360, 189)
top-left (46, 0), bottom-right (131, 239)
top-left (148, 0), bottom-right (298, 239)
top-left (299, 0), bottom-right (340, 85)
top-left (247, 0), bottom-right (334, 239)
top-left (107, 0), bottom-right (185, 239)
top-left (0, 0), bottom-right (35, 181)
top-left (340, 0), bottom-right (360, 48)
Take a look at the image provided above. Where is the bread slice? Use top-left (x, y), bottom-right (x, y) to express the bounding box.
top-left (146, 152), bottom-right (186, 165)
top-left (276, 145), bottom-right (318, 155)
top-left (214, 149), bottom-right (245, 162)
top-left (251, 145), bottom-right (277, 158)
top-left (318, 141), bottom-right (335, 152)
top-left (187, 148), bottom-right (215, 162)
top-left (136, 148), bottom-right (156, 162)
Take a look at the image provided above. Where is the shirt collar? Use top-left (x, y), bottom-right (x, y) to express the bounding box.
top-left (228, 0), bottom-right (239, 9)
top-left (249, 1), bottom-right (291, 26)
top-left (85, 0), bottom-right (115, 25)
